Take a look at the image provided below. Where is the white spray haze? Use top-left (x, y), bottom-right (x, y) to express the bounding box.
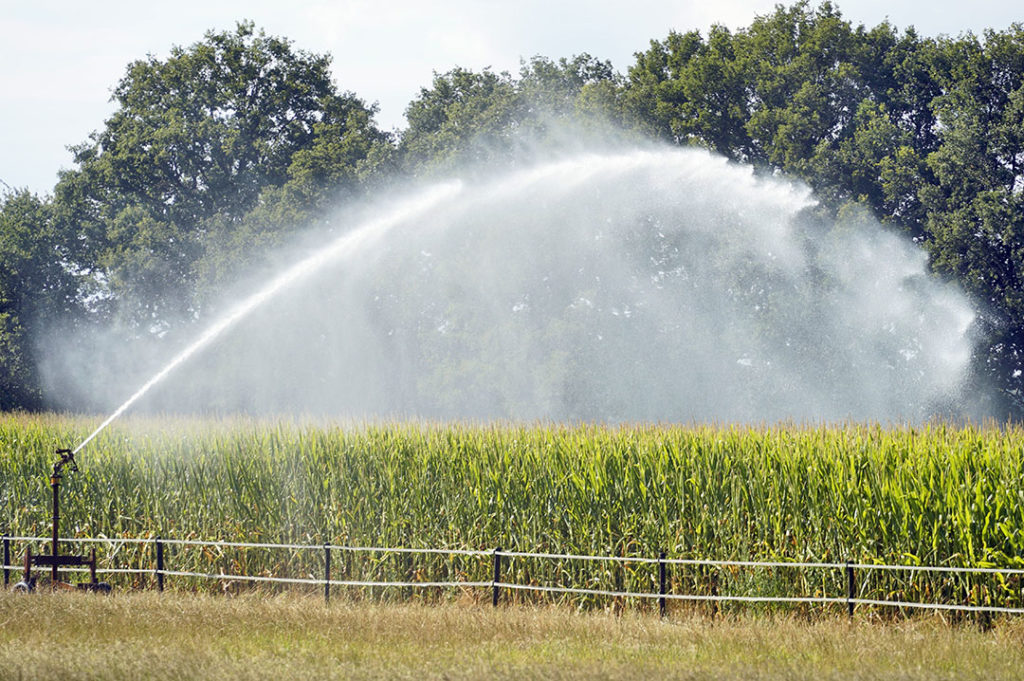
top-left (71, 181), bottom-right (463, 452)
top-left (56, 145), bottom-right (980, 446)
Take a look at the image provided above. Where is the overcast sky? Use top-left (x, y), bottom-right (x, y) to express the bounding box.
top-left (2, 1), bottom-right (1020, 195)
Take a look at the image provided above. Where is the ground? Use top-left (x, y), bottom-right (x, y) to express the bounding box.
top-left (2, 590), bottom-right (1023, 680)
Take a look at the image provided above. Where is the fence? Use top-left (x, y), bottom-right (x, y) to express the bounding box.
top-left (4, 534), bottom-right (1024, 618)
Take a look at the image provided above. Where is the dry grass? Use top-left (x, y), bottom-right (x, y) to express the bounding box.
top-left (2, 590), bottom-right (1023, 680)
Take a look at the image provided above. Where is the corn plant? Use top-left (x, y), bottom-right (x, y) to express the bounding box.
top-left (2, 413), bottom-right (1023, 611)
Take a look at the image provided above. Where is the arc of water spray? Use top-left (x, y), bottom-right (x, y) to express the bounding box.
top-left (73, 182), bottom-right (464, 454)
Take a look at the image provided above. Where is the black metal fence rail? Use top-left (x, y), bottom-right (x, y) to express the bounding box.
top-left (4, 534), bottom-right (1024, 617)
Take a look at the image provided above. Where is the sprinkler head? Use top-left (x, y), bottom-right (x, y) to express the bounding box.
top-left (52, 448), bottom-right (78, 478)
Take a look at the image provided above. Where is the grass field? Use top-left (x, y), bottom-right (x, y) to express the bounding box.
top-left (2, 590), bottom-right (1024, 680)
top-left (3, 414), bottom-right (1024, 609)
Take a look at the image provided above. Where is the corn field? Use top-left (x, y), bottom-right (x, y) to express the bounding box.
top-left (2, 413), bottom-right (1023, 612)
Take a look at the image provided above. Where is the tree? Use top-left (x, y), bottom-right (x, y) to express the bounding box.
top-left (398, 56), bottom-right (623, 175)
top-left (518, 54), bottom-right (620, 117)
top-left (55, 21), bottom-right (384, 330)
top-left (617, 5), bottom-right (1024, 416)
top-left (623, 30), bottom-right (705, 142)
top-left (399, 68), bottom-right (520, 174)
top-left (0, 190), bottom-right (82, 408)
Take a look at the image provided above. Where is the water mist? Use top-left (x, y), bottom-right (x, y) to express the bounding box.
top-left (52, 145), bottom-right (979, 442)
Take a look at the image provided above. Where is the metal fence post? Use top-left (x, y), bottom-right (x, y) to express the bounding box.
top-left (155, 537), bottom-right (164, 592)
top-left (324, 545), bottom-right (331, 605)
top-left (710, 567), bottom-right (719, 621)
top-left (846, 560), bottom-right (855, 620)
top-left (492, 547), bottom-right (502, 607)
top-left (658, 551), bottom-right (667, 618)
top-left (3, 536), bottom-right (9, 588)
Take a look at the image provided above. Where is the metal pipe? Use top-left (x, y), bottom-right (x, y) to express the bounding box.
top-left (51, 472), bottom-right (60, 585)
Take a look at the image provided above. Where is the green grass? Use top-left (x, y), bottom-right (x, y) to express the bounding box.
top-left (2, 590), bottom-right (1024, 680)
top-left (3, 414), bottom-right (1024, 609)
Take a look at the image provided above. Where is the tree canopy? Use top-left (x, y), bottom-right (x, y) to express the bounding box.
top-left (622, 2), bottom-right (1024, 414)
top-left (3, 5), bottom-right (1024, 417)
top-left (53, 21), bottom-right (386, 331)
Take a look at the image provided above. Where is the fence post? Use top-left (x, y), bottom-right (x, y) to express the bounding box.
top-left (658, 551), bottom-right (667, 618)
top-left (492, 547), bottom-right (502, 607)
top-left (710, 568), bottom-right (719, 621)
top-left (324, 545), bottom-right (331, 605)
top-left (155, 537), bottom-right (164, 592)
top-left (845, 560), bottom-right (855, 620)
top-left (3, 536), bottom-right (9, 588)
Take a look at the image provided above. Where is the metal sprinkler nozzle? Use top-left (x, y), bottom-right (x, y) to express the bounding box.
top-left (52, 448), bottom-right (77, 479)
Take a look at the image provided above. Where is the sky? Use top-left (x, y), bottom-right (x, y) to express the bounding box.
top-left (1, 1), bottom-right (1021, 195)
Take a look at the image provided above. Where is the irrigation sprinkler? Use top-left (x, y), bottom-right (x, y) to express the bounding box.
top-left (13, 449), bottom-right (111, 593)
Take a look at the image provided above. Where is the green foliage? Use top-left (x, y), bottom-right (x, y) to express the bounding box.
top-left (399, 55), bottom-right (623, 176)
top-left (53, 21), bottom-right (384, 330)
top-left (3, 5), bottom-right (1024, 415)
top-left (400, 67), bottom-right (519, 173)
top-left (621, 3), bottom-right (1024, 416)
top-left (0, 191), bottom-right (83, 408)
top-left (3, 416), bottom-right (1024, 608)
top-left (87, 21), bottom-right (353, 223)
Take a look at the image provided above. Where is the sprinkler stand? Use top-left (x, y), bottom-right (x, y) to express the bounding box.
top-left (16, 449), bottom-right (110, 593)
